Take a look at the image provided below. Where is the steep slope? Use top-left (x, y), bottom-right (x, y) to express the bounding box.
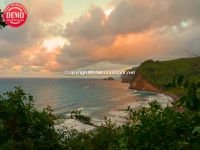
top-left (130, 57), bottom-right (200, 97)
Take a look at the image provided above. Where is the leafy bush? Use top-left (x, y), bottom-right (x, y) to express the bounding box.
top-left (124, 102), bottom-right (200, 149)
top-left (0, 87), bottom-right (62, 149)
top-left (69, 110), bottom-right (93, 125)
top-left (0, 87), bottom-right (200, 149)
top-left (177, 82), bottom-right (200, 111)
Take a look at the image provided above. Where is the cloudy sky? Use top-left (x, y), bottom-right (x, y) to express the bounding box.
top-left (0, 0), bottom-right (200, 77)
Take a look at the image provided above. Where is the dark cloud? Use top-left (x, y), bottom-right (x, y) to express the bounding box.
top-left (1, 0), bottom-right (200, 75)
top-left (66, 7), bottom-right (105, 39)
top-left (61, 0), bottom-right (200, 69)
top-left (0, 0), bottom-right (65, 74)
top-left (65, 0), bottom-right (200, 37)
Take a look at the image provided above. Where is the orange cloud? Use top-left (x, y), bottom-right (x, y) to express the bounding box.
top-left (89, 31), bottom-right (169, 63)
top-left (12, 65), bottom-right (23, 72)
top-left (14, 39), bottom-right (64, 72)
top-left (1, 0), bottom-right (200, 77)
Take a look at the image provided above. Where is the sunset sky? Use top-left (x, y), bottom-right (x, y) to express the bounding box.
top-left (0, 0), bottom-right (200, 77)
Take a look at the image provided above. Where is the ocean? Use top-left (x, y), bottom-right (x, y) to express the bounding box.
top-left (0, 78), bottom-right (173, 119)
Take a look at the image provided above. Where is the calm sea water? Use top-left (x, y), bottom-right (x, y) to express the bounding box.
top-left (0, 78), bottom-right (160, 118)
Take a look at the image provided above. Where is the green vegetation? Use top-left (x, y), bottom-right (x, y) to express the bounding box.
top-left (0, 87), bottom-right (200, 149)
top-left (69, 110), bottom-right (93, 125)
top-left (137, 57), bottom-right (200, 96)
top-left (177, 82), bottom-right (200, 111)
top-left (0, 87), bottom-right (62, 149)
top-left (0, 9), bottom-right (6, 29)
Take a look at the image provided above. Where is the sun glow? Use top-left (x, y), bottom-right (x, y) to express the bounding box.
top-left (42, 37), bottom-right (68, 52)
top-left (104, 8), bottom-right (114, 18)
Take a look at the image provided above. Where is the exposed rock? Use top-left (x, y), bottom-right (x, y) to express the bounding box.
top-left (130, 72), bottom-right (161, 92)
top-left (104, 77), bottom-right (115, 80)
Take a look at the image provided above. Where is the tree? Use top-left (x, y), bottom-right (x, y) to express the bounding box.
top-left (186, 83), bottom-right (200, 111)
top-left (177, 82), bottom-right (200, 111)
top-left (0, 87), bottom-right (200, 149)
top-left (0, 87), bottom-right (62, 149)
top-left (177, 75), bottom-right (184, 87)
top-left (0, 9), bottom-right (6, 29)
top-left (172, 75), bottom-right (177, 87)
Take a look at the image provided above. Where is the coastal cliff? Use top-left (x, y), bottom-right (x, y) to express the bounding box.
top-left (127, 57), bottom-right (200, 100)
top-left (129, 72), bottom-right (161, 93)
top-left (129, 70), bottom-right (179, 100)
top-left (121, 68), bottom-right (137, 83)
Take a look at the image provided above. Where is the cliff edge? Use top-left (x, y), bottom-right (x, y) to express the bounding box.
top-left (128, 57), bottom-right (200, 100)
top-left (130, 72), bottom-right (161, 93)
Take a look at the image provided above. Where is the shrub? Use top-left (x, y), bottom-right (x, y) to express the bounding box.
top-left (0, 87), bottom-right (200, 149)
top-left (0, 87), bottom-right (62, 149)
top-left (69, 110), bottom-right (93, 125)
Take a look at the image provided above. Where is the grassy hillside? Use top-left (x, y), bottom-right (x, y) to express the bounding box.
top-left (137, 57), bottom-right (200, 96)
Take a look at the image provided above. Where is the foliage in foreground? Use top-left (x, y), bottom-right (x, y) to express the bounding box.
top-left (0, 87), bottom-right (62, 149)
top-left (0, 9), bottom-right (6, 29)
top-left (69, 109), bottom-right (93, 125)
top-left (0, 87), bottom-right (200, 150)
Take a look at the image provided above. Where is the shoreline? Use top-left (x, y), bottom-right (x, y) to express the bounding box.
top-left (56, 80), bottom-right (175, 131)
top-left (129, 88), bottom-right (178, 102)
top-left (106, 85), bottom-right (174, 125)
top-left (129, 72), bottom-right (179, 101)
